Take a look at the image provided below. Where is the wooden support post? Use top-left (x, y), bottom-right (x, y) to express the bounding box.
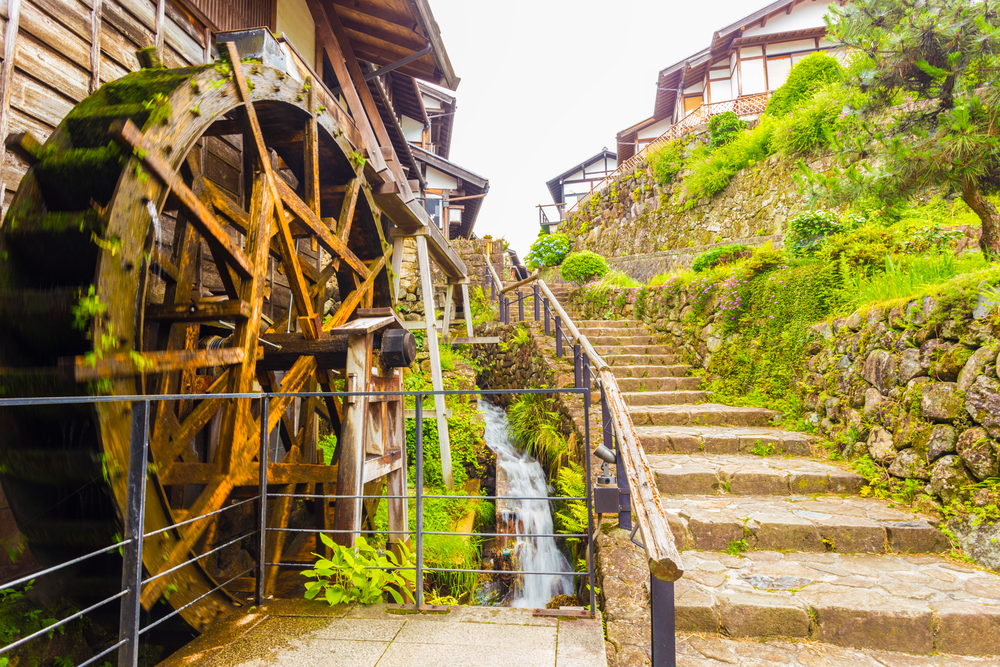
top-left (416, 235), bottom-right (453, 489)
top-left (90, 0), bottom-right (103, 92)
top-left (441, 283), bottom-right (454, 339)
top-left (154, 0), bottom-right (165, 53)
top-left (333, 333), bottom-right (372, 545)
top-left (461, 281), bottom-right (473, 338)
top-left (391, 235), bottom-right (404, 297)
top-left (0, 0), bottom-right (21, 215)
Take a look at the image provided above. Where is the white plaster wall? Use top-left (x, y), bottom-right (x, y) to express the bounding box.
top-left (425, 166), bottom-right (459, 191)
top-left (400, 115), bottom-right (424, 142)
top-left (743, 2), bottom-right (834, 37)
top-left (276, 0), bottom-right (315, 68)
top-left (637, 117), bottom-right (673, 141)
top-left (767, 37), bottom-right (819, 55)
top-left (742, 58), bottom-right (767, 94)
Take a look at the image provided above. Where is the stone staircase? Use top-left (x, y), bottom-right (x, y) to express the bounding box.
top-left (503, 287), bottom-right (1000, 663)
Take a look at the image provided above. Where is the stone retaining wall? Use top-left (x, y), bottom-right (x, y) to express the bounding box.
top-left (396, 237), bottom-right (504, 320)
top-left (606, 235), bottom-right (783, 282)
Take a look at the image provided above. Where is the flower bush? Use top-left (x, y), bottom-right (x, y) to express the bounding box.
top-left (561, 250), bottom-right (609, 284)
top-left (525, 232), bottom-right (571, 270)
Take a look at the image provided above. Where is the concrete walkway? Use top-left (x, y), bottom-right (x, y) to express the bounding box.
top-left (159, 601), bottom-right (607, 667)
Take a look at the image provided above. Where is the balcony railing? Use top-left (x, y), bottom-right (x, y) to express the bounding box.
top-left (566, 91), bottom-right (772, 217)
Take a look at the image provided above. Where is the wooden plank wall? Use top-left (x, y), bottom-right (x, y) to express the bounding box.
top-left (0, 0), bottom-right (214, 211)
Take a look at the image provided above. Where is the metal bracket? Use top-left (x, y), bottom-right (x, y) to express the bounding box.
top-left (629, 523), bottom-right (646, 550)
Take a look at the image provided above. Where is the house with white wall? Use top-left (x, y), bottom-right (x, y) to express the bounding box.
top-left (542, 149), bottom-right (617, 229)
top-left (617, 0), bottom-right (840, 162)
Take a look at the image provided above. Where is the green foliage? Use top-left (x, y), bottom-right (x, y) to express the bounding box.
top-left (438, 343), bottom-right (457, 371)
top-left (692, 244), bottom-right (751, 272)
top-left (786, 210), bottom-right (848, 256)
top-left (553, 463), bottom-right (588, 563)
top-left (469, 286), bottom-right (493, 326)
top-left (765, 52), bottom-right (844, 117)
top-left (506, 393), bottom-right (570, 473)
top-left (647, 139), bottom-right (686, 186)
top-left (707, 111), bottom-right (748, 149)
top-left (526, 232), bottom-right (571, 270)
top-left (723, 538), bottom-right (749, 556)
top-left (561, 250), bottom-right (610, 284)
top-left (71, 285), bottom-right (106, 331)
top-left (302, 535), bottom-right (415, 605)
top-left (840, 253), bottom-right (990, 311)
top-left (770, 82), bottom-right (857, 155)
top-left (406, 401), bottom-right (486, 489)
top-left (749, 441), bottom-right (775, 457)
top-left (678, 117), bottom-right (775, 207)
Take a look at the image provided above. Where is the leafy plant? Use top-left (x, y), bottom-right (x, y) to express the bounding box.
top-left (525, 232), bottom-right (571, 270)
top-left (647, 139), bottom-right (686, 186)
top-left (723, 538), bottom-right (749, 556)
top-left (786, 210), bottom-right (845, 256)
top-left (692, 244), bottom-right (751, 272)
top-left (765, 52), bottom-right (844, 118)
top-left (678, 117), bottom-right (775, 207)
top-left (749, 441), bottom-right (775, 457)
top-left (707, 111), bottom-right (747, 149)
top-left (561, 251), bottom-right (609, 284)
top-left (302, 535), bottom-right (415, 605)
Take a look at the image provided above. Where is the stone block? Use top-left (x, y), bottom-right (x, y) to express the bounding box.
top-left (716, 590), bottom-right (810, 638)
top-left (726, 469), bottom-right (789, 495)
top-left (655, 469), bottom-right (718, 495)
top-left (815, 516), bottom-right (886, 553)
top-left (674, 586), bottom-right (718, 633)
top-left (686, 514), bottom-right (744, 551)
top-left (746, 513), bottom-right (822, 552)
top-left (920, 382), bottom-right (962, 421)
top-left (965, 375), bottom-right (1000, 438)
top-left (932, 600), bottom-right (1000, 656)
top-left (884, 522), bottom-right (950, 554)
top-left (802, 587), bottom-right (933, 654)
top-left (956, 426), bottom-right (998, 481)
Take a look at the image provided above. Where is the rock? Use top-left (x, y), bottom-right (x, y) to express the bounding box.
top-left (920, 382), bottom-right (962, 421)
top-left (921, 295), bottom-right (937, 321)
top-left (862, 350), bottom-right (898, 394)
top-left (957, 345), bottom-right (999, 391)
top-left (889, 448), bottom-right (930, 480)
top-left (940, 319), bottom-right (965, 340)
top-left (973, 282), bottom-right (1000, 320)
top-left (846, 311), bottom-right (864, 331)
top-left (932, 345), bottom-right (973, 381)
top-left (897, 348), bottom-right (927, 384)
top-left (956, 427), bottom-right (998, 481)
top-left (863, 388), bottom-right (883, 418)
top-left (918, 339), bottom-right (948, 371)
top-left (930, 455), bottom-right (973, 504)
top-left (867, 427), bottom-right (895, 464)
top-left (813, 322), bottom-right (833, 340)
top-left (923, 424), bottom-right (958, 463)
top-left (965, 375), bottom-right (1000, 438)
top-left (946, 517), bottom-right (1000, 572)
top-left (905, 300), bottom-right (925, 326)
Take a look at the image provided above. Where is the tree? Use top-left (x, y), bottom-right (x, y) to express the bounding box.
top-left (823, 0), bottom-right (1000, 259)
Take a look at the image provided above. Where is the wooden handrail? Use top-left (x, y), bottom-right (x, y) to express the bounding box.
top-left (485, 253), bottom-right (682, 582)
top-left (499, 271), bottom-right (540, 295)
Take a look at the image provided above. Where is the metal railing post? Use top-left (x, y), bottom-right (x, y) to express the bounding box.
top-left (502, 297), bottom-right (509, 325)
top-left (582, 355), bottom-right (590, 392)
top-left (616, 431), bottom-right (632, 531)
top-left (573, 344), bottom-right (582, 389)
top-left (555, 318), bottom-right (563, 356)
top-left (544, 299), bottom-right (550, 336)
top-left (533, 284), bottom-right (540, 321)
top-left (518, 291), bottom-right (524, 322)
top-left (118, 400), bottom-right (150, 667)
top-left (583, 387), bottom-right (596, 616)
top-left (491, 277), bottom-right (496, 302)
top-left (650, 577), bottom-right (676, 667)
top-left (415, 398), bottom-right (425, 609)
top-left (256, 396), bottom-right (269, 607)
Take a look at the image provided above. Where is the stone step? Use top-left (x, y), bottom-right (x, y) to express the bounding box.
top-left (647, 453), bottom-right (865, 496)
top-left (593, 344), bottom-right (676, 357)
top-left (669, 549), bottom-right (1000, 655)
top-left (574, 319), bottom-right (643, 328)
top-left (615, 376), bottom-right (702, 392)
top-left (586, 335), bottom-right (660, 346)
top-left (622, 390), bottom-right (709, 405)
top-left (630, 404), bottom-right (774, 428)
top-left (612, 364), bottom-right (691, 379)
top-left (664, 495), bottom-right (949, 555)
top-left (603, 353), bottom-right (679, 366)
top-left (635, 425), bottom-right (814, 455)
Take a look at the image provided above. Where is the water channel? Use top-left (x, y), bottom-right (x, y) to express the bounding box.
top-left (480, 401), bottom-right (574, 608)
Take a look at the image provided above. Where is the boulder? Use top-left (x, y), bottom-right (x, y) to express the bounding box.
top-left (863, 350), bottom-right (899, 394)
top-left (957, 345), bottom-right (999, 392)
top-left (846, 311), bottom-right (864, 331)
top-left (946, 517), bottom-right (1000, 572)
top-left (867, 427), bottom-right (896, 465)
top-left (940, 319), bottom-right (965, 341)
top-left (923, 424), bottom-right (958, 463)
top-left (863, 388), bottom-right (884, 418)
top-left (965, 375), bottom-right (1000, 438)
top-left (905, 300), bottom-right (925, 326)
top-left (918, 339), bottom-right (948, 370)
top-left (920, 383), bottom-right (962, 421)
top-left (972, 283), bottom-right (1000, 320)
top-left (929, 455), bottom-right (973, 504)
top-left (888, 448), bottom-right (930, 480)
top-left (897, 348), bottom-right (927, 384)
top-left (956, 427), bottom-right (999, 481)
top-left (932, 345), bottom-right (974, 381)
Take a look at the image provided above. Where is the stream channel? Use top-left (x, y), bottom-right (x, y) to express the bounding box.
top-left (480, 401), bottom-right (574, 608)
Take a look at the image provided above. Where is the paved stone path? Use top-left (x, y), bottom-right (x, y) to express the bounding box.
top-left (512, 299), bottom-right (1000, 665)
top-left (160, 601), bottom-right (606, 667)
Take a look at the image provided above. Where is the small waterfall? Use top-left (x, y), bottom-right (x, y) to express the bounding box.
top-left (146, 199), bottom-right (162, 255)
top-left (481, 401), bottom-right (573, 608)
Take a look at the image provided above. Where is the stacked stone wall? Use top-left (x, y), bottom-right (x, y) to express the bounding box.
top-left (395, 237), bottom-right (503, 321)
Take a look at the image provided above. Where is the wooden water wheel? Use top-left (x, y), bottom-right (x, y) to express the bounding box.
top-left (0, 47), bottom-right (412, 631)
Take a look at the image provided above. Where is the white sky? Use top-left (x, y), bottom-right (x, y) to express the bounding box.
top-left (429, 0), bottom-right (754, 258)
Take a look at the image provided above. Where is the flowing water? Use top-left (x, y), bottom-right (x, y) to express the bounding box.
top-left (480, 401), bottom-right (574, 608)
top-left (146, 199), bottom-right (162, 254)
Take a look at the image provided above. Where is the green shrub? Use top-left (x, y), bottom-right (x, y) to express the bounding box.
top-left (818, 225), bottom-right (900, 270)
top-left (525, 232), bottom-right (571, 269)
top-left (770, 83), bottom-right (848, 155)
top-left (707, 112), bottom-right (747, 149)
top-left (679, 118), bottom-right (775, 207)
top-left (744, 243), bottom-right (785, 276)
top-left (765, 52), bottom-right (843, 117)
top-left (561, 250), bottom-right (610, 284)
top-left (786, 210), bottom-right (845, 256)
top-left (647, 139), bottom-right (686, 185)
top-left (692, 244), bottom-right (751, 272)
top-left (303, 535), bottom-right (415, 605)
